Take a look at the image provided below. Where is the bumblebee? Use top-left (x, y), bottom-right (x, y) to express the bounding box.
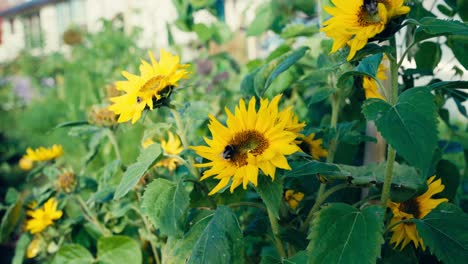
top-left (222, 144), bottom-right (236, 160)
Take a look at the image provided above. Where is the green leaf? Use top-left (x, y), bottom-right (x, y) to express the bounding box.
top-left (307, 204), bottom-right (385, 264)
top-left (162, 210), bottom-right (213, 264)
top-left (286, 160), bottom-right (344, 178)
top-left (0, 198), bottom-right (23, 243)
top-left (142, 178), bottom-right (190, 237)
top-left (362, 87), bottom-right (438, 176)
top-left (246, 3), bottom-right (273, 36)
top-left (414, 203), bottom-right (468, 264)
top-left (286, 251), bottom-right (308, 264)
top-left (193, 23), bottom-right (214, 43)
top-left (436, 159), bottom-right (461, 201)
top-left (280, 24), bottom-right (318, 39)
top-left (414, 42), bottom-right (442, 71)
top-left (306, 86), bottom-right (333, 105)
top-left (54, 120), bottom-right (89, 129)
top-left (337, 53), bottom-right (383, 89)
top-left (446, 35), bottom-right (468, 69)
top-left (419, 80), bottom-right (468, 90)
top-left (53, 244), bottom-right (94, 264)
top-left (113, 143), bottom-right (162, 199)
top-left (12, 234), bottom-right (30, 264)
top-left (97, 236), bottom-right (142, 264)
top-left (256, 175), bottom-right (283, 219)
top-left (412, 17), bottom-right (468, 42)
top-left (187, 206), bottom-right (243, 264)
top-left (254, 47), bottom-right (309, 96)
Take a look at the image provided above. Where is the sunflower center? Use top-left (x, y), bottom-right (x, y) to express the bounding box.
top-left (223, 130), bottom-right (269, 166)
top-left (358, 1), bottom-right (383, 26)
top-left (399, 198), bottom-right (421, 218)
top-left (141, 75), bottom-right (165, 94)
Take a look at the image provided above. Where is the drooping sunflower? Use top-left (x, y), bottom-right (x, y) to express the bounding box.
top-left (362, 56), bottom-right (388, 100)
top-left (322, 0), bottom-right (409, 61)
top-left (299, 133), bottom-right (328, 160)
top-left (108, 49), bottom-right (190, 124)
top-left (25, 198), bottom-right (63, 234)
top-left (192, 95), bottom-right (303, 195)
top-left (23, 144), bottom-right (63, 162)
top-left (388, 176), bottom-right (448, 250)
top-left (156, 131), bottom-right (184, 171)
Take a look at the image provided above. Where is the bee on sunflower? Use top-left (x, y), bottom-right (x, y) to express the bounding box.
top-left (192, 95), bottom-right (305, 195)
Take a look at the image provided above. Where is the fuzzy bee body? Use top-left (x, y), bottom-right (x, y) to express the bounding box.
top-left (222, 144), bottom-right (236, 160)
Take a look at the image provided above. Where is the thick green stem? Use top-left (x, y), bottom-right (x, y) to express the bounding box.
top-left (301, 183), bottom-right (350, 232)
top-left (105, 128), bottom-right (122, 161)
top-left (267, 208), bottom-right (286, 259)
top-left (169, 108), bottom-right (200, 178)
top-left (380, 37), bottom-right (399, 209)
top-left (76, 196), bottom-right (111, 236)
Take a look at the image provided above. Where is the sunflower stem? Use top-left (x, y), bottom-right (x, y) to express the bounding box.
top-left (267, 208), bottom-right (286, 259)
top-left (169, 108), bottom-right (200, 178)
top-left (105, 128), bottom-right (122, 161)
top-left (301, 183), bottom-right (351, 232)
top-left (76, 196), bottom-right (111, 236)
top-left (380, 37), bottom-right (399, 209)
top-left (134, 193), bottom-right (161, 264)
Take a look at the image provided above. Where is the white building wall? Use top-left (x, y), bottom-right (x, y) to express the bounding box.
top-left (40, 5), bottom-right (59, 53)
top-left (0, 17), bottom-right (24, 61)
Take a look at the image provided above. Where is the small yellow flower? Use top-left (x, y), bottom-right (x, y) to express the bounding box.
top-left (192, 95), bottom-right (303, 195)
top-left (322, 0), bottom-right (410, 61)
top-left (88, 105), bottom-right (118, 127)
top-left (156, 132), bottom-right (184, 171)
top-left (285, 190), bottom-right (305, 210)
top-left (299, 133), bottom-right (328, 160)
top-left (363, 56), bottom-right (388, 100)
top-left (27, 236), bottom-right (42, 258)
top-left (108, 49), bottom-right (190, 124)
top-left (19, 157), bottom-right (33, 171)
top-left (388, 176), bottom-right (448, 250)
top-left (23, 145), bottom-right (63, 162)
top-left (25, 198), bottom-right (63, 234)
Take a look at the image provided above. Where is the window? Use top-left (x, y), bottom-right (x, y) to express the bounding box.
top-left (23, 12), bottom-right (43, 49)
top-left (56, 0), bottom-right (86, 44)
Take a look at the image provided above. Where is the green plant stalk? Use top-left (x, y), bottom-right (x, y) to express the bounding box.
top-left (380, 37), bottom-right (399, 209)
top-left (134, 193), bottom-right (161, 264)
top-left (300, 183), bottom-right (350, 232)
top-left (267, 208), bottom-right (286, 259)
top-left (170, 108), bottom-right (200, 179)
top-left (105, 128), bottom-right (122, 161)
top-left (76, 196), bottom-right (111, 236)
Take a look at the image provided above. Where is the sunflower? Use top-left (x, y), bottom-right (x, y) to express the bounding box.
top-left (192, 95), bottom-right (303, 195)
top-left (156, 132), bottom-right (184, 171)
top-left (19, 157), bottom-right (33, 171)
top-left (322, 0), bottom-right (410, 61)
top-left (25, 198), bottom-right (63, 234)
top-left (108, 49), bottom-right (190, 124)
top-left (284, 190), bottom-right (305, 210)
top-left (388, 176), bottom-right (448, 250)
top-left (23, 145), bottom-right (63, 162)
top-left (299, 133), bottom-right (328, 160)
top-left (362, 56), bottom-right (388, 100)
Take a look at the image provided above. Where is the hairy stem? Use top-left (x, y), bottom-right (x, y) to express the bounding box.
top-left (267, 208), bottom-right (286, 259)
top-left (105, 128), bottom-right (122, 161)
top-left (76, 196), bottom-right (111, 236)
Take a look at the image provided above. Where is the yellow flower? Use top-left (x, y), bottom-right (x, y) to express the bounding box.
top-left (192, 95), bottom-right (303, 195)
top-left (108, 49), bottom-right (190, 124)
top-left (27, 236), bottom-right (42, 258)
top-left (388, 176), bottom-right (448, 250)
top-left (19, 157), bottom-right (33, 171)
top-left (25, 198), bottom-right (63, 234)
top-left (23, 145), bottom-right (63, 162)
top-left (299, 133), bottom-right (328, 160)
top-left (142, 137), bottom-right (156, 149)
top-left (362, 56), bottom-right (388, 100)
top-left (322, 0), bottom-right (410, 61)
top-left (285, 190), bottom-right (305, 210)
top-left (156, 132), bottom-right (184, 171)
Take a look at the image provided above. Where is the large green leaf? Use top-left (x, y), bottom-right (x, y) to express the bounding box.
top-left (414, 42), bottom-right (442, 71)
top-left (97, 236), bottom-right (142, 264)
top-left (280, 24), bottom-right (318, 39)
top-left (256, 175), bottom-right (283, 219)
top-left (113, 143), bottom-right (162, 199)
top-left (411, 17), bottom-right (468, 42)
top-left (53, 244), bottom-right (94, 264)
top-left (286, 160), bottom-right (344, 178)
top-left (414, 203), bottom-right (468, 264)
top-left (142, 178), bottom-right (190, 237)
top-left (162, 210), bottom-right (213, 264)
top-left (246, 3), bottom-right (273, 36)
top-left (307, 204), bottom-right (385, 264)
top-left (436, 159), bottom-right (461, 201)
top-left (362, 87), bottom-right (438, 176)
top-left (0, 198), bottom-right (23, 243)
top-left (187, 206), bottom-right (244, 264)
top-left (446, 35), bottom-right (468, 69)
top-left (253, 47), bottom-right (309, 96)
